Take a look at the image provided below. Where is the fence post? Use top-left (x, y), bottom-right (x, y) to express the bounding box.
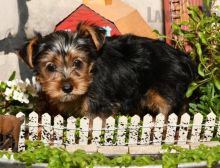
top-left (165, 113), bottom-right (178, 144)
top-left (66, 116), bottom-right (76, 145)
top-left (92, 117), bottom-right (102, 145)
top-left (153, 113), bottom-right (165, 145)
top-left (53, 115), bottom-right (64, 147)
top-left (178, 113), bottom-right (190, 145)
top-left (128, 115), bottom-right (140, 145)
top-left (79, 117), bottom-right (89, 145)
top-left (104, 116), bottom-right (115, 146)
top-left (203, 112), bottom-right (216, 142)
top-left (190, 113), bottom-right (203, 143)
top-left (140, 114), bottom-right (153, 145)
top-left (28, 111), bottom-right (39, 141)
top-left (16, 112), bottom-right (26, 152)
top-left (117, 116), bottom-right (128, 145)
top-left (41, 113), bottom-right (51, 145)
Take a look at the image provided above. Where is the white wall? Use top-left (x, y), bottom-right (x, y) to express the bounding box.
top-left (0, 0), bottom-right (163, 80)
top-left (0, 0), bottom-right (164, 40)
top-left (0, 0), bottom-right (19, 40)
top-left (122, 0), bottom-right (163, 33)
top-left (24, 0), bottom-right (163, 37)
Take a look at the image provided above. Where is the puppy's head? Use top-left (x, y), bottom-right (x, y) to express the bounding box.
top-left (18, 23), bottom-right (105, 103)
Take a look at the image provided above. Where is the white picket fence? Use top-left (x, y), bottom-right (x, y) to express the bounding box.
top-left (15, 111), bottom-right (220, 151)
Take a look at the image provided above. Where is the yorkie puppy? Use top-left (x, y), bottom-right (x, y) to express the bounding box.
top-left (19, 23), bottom-right (195, 120)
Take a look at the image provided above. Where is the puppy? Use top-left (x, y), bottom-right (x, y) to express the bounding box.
top-left (0, 115), bottom-right (24, 152)
top-left (18, 23), bottom-right (195, 120)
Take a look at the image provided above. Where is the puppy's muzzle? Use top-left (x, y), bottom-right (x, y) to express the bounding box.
top-left (62, 82), bottom-right (73, 93)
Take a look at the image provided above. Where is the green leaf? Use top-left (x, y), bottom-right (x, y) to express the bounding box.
top-left (180, 21), bottom-right (189, 25)
top-left (8, 71), bottom-right (16, 81)
top-left (198, 32), bottom-right (208, 45)
top-left (215, 56), bottom-right (220, 63)
top-left (195, 43), bottom-right (203, 63)
top-left (188, 6), bottom-right (200, 22)
top-left (213, 76), bottom-right (220, 90)
top-left (172, 23), bottom-right (183, 35)
top-left (0, 82), bottom-right (7, 91)
top-left (203, 0), bottom-right (211, 9)
top-left (184, 33), bottom-right (196, 40)
top-left (186, 82), bottom-right (199, 97)
top-left (153, 29), bottom-right (167, 39)
top-left (153, 29), bottom-right (161, 36)
top-left (198, 63), bottom-right (205, 77)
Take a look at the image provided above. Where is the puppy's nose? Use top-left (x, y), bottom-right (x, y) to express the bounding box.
top-left (62, 83), bottom-right (73, 93)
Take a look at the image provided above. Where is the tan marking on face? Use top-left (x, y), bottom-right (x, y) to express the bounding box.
top-left (36, 49), bottom-right (93, 102)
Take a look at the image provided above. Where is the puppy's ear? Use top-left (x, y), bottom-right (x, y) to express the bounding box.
top-left (18, 35), bottom-right (41, 69)
top-left (76, 23), bottom-right (106, 50)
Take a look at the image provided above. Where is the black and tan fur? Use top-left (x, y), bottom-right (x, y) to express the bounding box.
top-left (19, 23), bottom-right (195, 120)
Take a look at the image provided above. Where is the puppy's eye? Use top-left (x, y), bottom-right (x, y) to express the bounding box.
top-left (73, 59), bottom-right (82, 69)
top-left (46, 62), bottom-right (57, 72)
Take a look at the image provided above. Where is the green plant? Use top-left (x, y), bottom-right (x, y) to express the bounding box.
top-left (1, 141), bottom-right (159, 167)
top-left (171, 0), bottom-right (220, 116)
top-left (162, 144), bottom-right (220, 168)
top-left (1, 141), bottom-right (220, 168)
top-left (189, 83), bottom-right (220, 116)
top-left (0, 72), bottom-right (37, 115)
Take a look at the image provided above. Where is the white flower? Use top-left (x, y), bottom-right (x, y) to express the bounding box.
top-left (12, 90), bottom-right (29, 104)
top-left (17, 81), bottom-right (27, 92)
top-left (2, 78), bottom-right (36, 104)
top-left (4, 87), bottom-right (13, 101)
top-left (12, 90), bottom-right (22, 101)
top-left (6, 80), bottom-right (17, 88)
top-left (22, 94), bottom-right (29, 104)
top-left (4, 88), bottom-right (13, 96)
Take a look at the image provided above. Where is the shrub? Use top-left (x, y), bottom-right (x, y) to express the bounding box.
top-left (171, 0), bottom-right (220, 116)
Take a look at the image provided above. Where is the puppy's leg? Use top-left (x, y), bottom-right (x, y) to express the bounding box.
top-left (141, 89), bottom-right (172, 140)
top-left (141, 89), bottom-right (171, 120)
